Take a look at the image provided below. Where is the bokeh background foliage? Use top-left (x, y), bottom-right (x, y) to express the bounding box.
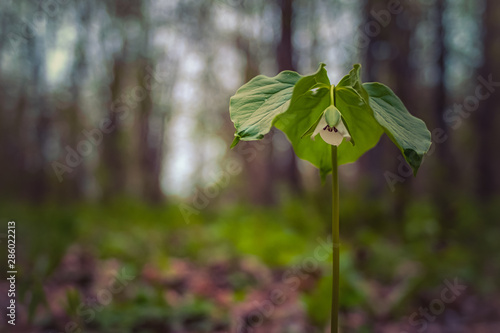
top-left (0, 0), bottom-right (499, 332)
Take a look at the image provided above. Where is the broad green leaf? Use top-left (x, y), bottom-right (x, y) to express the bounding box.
top-left (275, 66), bottom-right (384, 179)
top-left (364, 82), bottom-right (431, 175)
top-left (335, 86), bottom-right (384, 165)
top-left (229, 70), bottom-right (302, 145)
top-left (229, 62), bottom-right (430, 180)
top-left (301, 111), bottom-right (324, 139)
top-left (280, 63), bottom-right (330, 114)
top-left (273, 65), bottom-right (333, 178)
top-left (275, 90), bottom-right (332, 178)
top-left (338, 64), bottom-right (369, 103)
top-left (338, 75), bottom-right (350, 89)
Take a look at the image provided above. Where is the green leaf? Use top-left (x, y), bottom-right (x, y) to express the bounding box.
top-left (335, 86), bottom-right (384, 165)
top-left (275, 66), bottom-right (384, 179)
top-left (364, 82), bottom-right (432, 175)
top-left (230, 136), bottom-right (240, 148)
top-left (273, 65), bottom-right (333, 178)
top-left (280, 63), bottom-right (330, 114)
top-left (301, 111), bottom-right (324, 139)
top-left (338, 64), bottom-right (369, 104)
top-left (275, 90), bottom-right (332, 178)
top-left (228, 62), bottom-right (431, 180)
top-left (340, 116), bottom-right (355, 146)
top-left (324, 105), bottom-right (341, 127)
top-left (229, 70), bottom-right (302, 145)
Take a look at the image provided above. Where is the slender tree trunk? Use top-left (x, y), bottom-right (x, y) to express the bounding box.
top-left (431, 0), bottom-right (458, 245)
top-left (362, 0), bottom-right (421, 223)
top-left (362, 0), bottom-right (390, 196)
top-left (101, 52), bottom-right (127, 200)
top-left (476, 0), bottom-right (500, 201)
top-left (277, 0), bottom-right (295, 72)
top-left (59, 0), bottom-right (91, 202)
top-left (0, 91), bottom-right (27, 200)
top-left (137, 57), bottom-right (164, 204)
top-left (28, 30), bottom-right (50, 203)
top-left (277, 0), bottom-right (301, 195)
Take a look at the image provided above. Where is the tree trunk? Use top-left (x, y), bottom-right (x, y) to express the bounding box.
top-left (277, 0), bottom-right (301, 195)
top-left (476, 0), bottom-right (500, 201)
top-left (101, 51), bottom-right (127, 200)
top-left (431, 0), bottom-right (458, 243)
top-left (29, 30), bottom-right (50, 203)
top-left (137, 56), bottom-right (165, 204)
top-left (363, 0), bottom-right (420, 221)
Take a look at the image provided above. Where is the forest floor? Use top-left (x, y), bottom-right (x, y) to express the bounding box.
top-left (3, 245), bottom-right (500, 333)
top-left (1, 200), bottom-right (499, 332)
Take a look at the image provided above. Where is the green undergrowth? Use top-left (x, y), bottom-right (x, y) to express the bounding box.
top-left (0, 194), bottom-right (498, 330)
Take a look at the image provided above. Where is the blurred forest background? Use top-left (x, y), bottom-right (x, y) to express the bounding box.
top-left (0, 0), bottom-right (499, 332)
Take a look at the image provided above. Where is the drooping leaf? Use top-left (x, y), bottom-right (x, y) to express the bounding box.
top-left (363, 82), bottom-right (432, 175)
top-left (229, 70), bottom-right (302, 145)
top-left (280, 63), bottom-right (330, 116)
top-left (335, 86), bottom-right (384, 165)
top-left (229, 62), bottom-right (431, 180)
top-left (274, 65), bottom-right (333, 178)
top-left (275, 65), bottom-right (383, 179)
top-left (275, 90), bottom-right (332, 178)
top-left (301, 111), bottom-right (325, 139)
top-left (338, 64), bottom-right (369, 104)
top-left (230, 136), bottom-right (240, 148)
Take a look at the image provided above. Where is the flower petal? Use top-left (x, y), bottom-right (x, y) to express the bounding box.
top-left (311, 116), bottom-right (328, 138)
top-left (336, 119), bottom-right (351, 141)
top-left (311, 112), bottom-right (351, 146)
top-left (320, 127), bottom-right (344, 146)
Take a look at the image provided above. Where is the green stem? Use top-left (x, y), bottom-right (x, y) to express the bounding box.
top-left (329, 83), bottom-right (340, 332)
top-left (330, 84), bottom-right (335, 106)
top-left (331, 145), bottom-right (339, 333)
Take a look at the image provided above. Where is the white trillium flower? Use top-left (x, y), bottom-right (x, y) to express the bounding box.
top-left (311, 105), bottom-right (352, 146)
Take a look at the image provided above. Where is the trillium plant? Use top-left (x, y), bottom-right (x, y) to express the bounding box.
top-left (229, 63), bottom-right (431, 332)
